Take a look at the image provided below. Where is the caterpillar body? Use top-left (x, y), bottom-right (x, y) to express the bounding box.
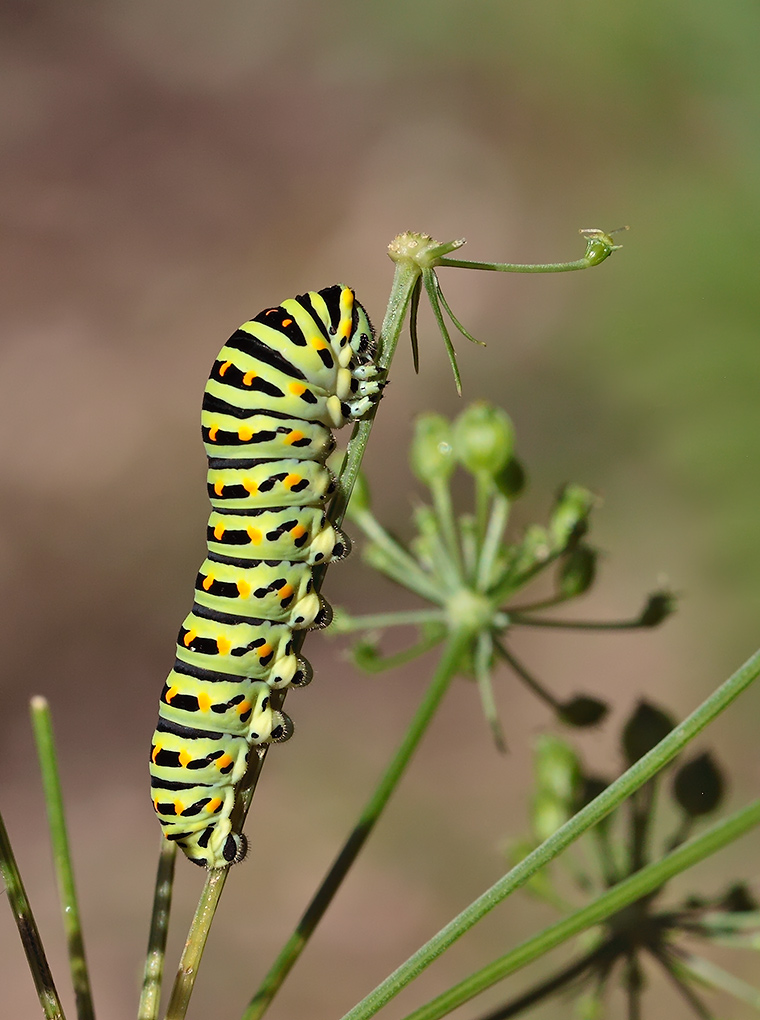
top-left (150, 285), bottom-right (382, 868)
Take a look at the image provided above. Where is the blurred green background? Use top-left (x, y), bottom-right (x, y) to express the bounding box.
top-left (1, 2), bottom-right (758, 1017)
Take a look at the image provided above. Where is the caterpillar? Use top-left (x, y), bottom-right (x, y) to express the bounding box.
top-left (150, 285), bottom-right (382, 868)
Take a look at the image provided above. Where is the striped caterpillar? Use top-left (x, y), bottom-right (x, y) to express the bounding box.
top-left (149, 285), bottom-right (382, 867)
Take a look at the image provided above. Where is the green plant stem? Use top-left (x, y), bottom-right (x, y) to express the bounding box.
top-left (352, 510), bottom-right (443, 604)
top-left (165, 869), bottom-right (228, 1020)
top-left (338, 646), bottom-right (760, 1020)
top-left (161, 249), bottom-right (426, 1020)
top-left (332, 609), bottom-right (447, 633)
top-left (353, 633), bottom-right (446, 675)
top-left (431, 479), bottom-right (464, 579)
top-left (0, 806), bottom-right (66, 1020)
top-left (397, 799), bottom-right (760, 1020)
top-left (476, 494), bottom-right (509, 593)
top-left (30, 696), bottom-right (94, 1020)
top-left (242, 628), bottom-right (472, 1020)
top-left (137, 840), bottom-right (176, 1020)
top-left (437, 230), bottom-right (619, 274)
top-left (675, 952), bottom-right (760, 1008)
top-left (493, 639), bottom-right (562, 712)
top-left (509, 614), bottom-right (663, 630)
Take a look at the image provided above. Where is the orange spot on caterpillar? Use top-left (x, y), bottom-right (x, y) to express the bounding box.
top-left (309, 336), bottom-right (327, 350)
top-left (206, 798), bottom-right (222, 814)
top-left (284, 473), bottom-right (301, 489)
top-left (243, 478), bottom-right (258, 494)
top-left (166, 685), bottom-right (179, 703)
top-left (174, 800), bottom-right (184, 816)
top-left (151, 744), bottom-right (162, 763)
top-left (183, 630), bottom-right (197, 648)
top-left (246, 526), bottom-right (262, 544)
top-left (213, 521), bottom-right (226, 540)
top-left (286, 430), bottom-right (305, 445)
top-left (209, 424), bottom-right (219, 442)
top-left (238, 425), bottom-right (253, 441)
top-left (257, 643), bottom-right (273, 660)
top-left (178, 748), bottom-right (193, 768)
top-left (202, 574), bottom-right (214, 591)
top-left (282, 318), bottom-right (293, 327)
top-left (216, 636), bottom-right (231, 655)
top-left (217, 753), bottom-right (233, 771)
top-left (289, 383), bottom-right (306, 397)
top-left (291, 525), bottom-right (307, 539)
top-left (278, 584), bottom-right (294, 601)
top-left (242, 371), bottom-right (256, 386)
top-left (219, 360), bottom-right (232, 376)
top-left (236, 579), bottom-right (251, 598)
top-left (237, 700), bottom-right (251, 716)
top-left (197, 692), bottom-right (211, 712)
top-left (214, 479), bottom-right (225, 497)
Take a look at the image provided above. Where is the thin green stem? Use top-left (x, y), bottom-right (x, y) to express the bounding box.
top-left (437, 229), bottom-right (621, 274)
top-left (353, 633), bottom-right (446, 675)
top-left (674, 952), bottom-right (760, 1009)
top-left (332, 609), bottom-right (447, 633)
top-left (477, 493), bottom-right (509, 593)
top-left (352, 510), bottom-right (445, 604)
top-left (509, 614), bottom-right (663, 630)
top-left (0, 807), bottom-right (66, 1019)
top-left (422, 267), bottom-right (462, 394)
top-left (137, 840), bottom-right (176, 1020)
top-left (430, 479), bottom-right (464, 579)
top-left (30, 696), bottom-right (95, 1020)
top-left (653, 948), bottom-right (716, 1020)
top-left (474, 631), bottom-right (506, 753)
top-left (338, 646), bottom-right (760, 1020)
top-left (494, 639), bottom-right (562, 712)
top-left (395, 800), bottom-right (760, 1020)
top-left (242, 629), bottom-right (472, 1020)
top-left (474, 472), bottom-right (492, 552)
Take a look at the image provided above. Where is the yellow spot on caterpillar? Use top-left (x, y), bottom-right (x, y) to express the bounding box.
top-left (206, 798), bottom-right (222, 814)
top-left (236, 579), bottom-right (251, 598)
top-left (237, 700), bottom-right (251, 716)
top-left (166, 685), bottom-right (179, 703)
top-left (243, 477), bottom-right (258, 494)
top-left (216, 636), bottom-right (231, 655)
top-left (238, 425), bottom-right (253, 441)
top-left (282, 318), bottom-right (293, 327)
top-left (174, 800), bottom-right (184, 816)
top-left (202, 574), bottom-right (214, 591)
top-left (292, 525), bottom-right (307, 539)
top-left (214, 479), bottom-right (225, 497)
top-left (309, 336), bottom-right (327, 350)
top-left (286, 430), bottom-right (305, 445)
top-left (178, 748), bottom-right (193, 768)
top-left (153, 798), bottom-right (160, 812)
top-left (289, 383), bottom-right (306, 397)
top-left (209, 424), bottom-right (219, 442)
top-left (284, 473), bottom-right (301, 489)
top-left (151, 744), bottom-right (162, 763)
top-left (258, 643), bottom-right (273, 660)
top-left (219, 360), bottom-right (232, 376)
top-left (246, 526), bottom-right (262, 544)
top-left (197, 692), bottom-right (211, 712)
top-left (183, 630), bottom-right (197, 648)
top-left (213, 521), bottom-right (226, 540)
top-left (278, 584), bottom-right (294, 601)
top-left (217, 753), bottom-right (233, 771)
top-left (242, 371), bottom-right (256, 386)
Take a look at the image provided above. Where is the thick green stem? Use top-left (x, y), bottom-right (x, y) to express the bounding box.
top-left (30, 697), bottom-right (94, 1020)
top-left (338, 646), bottom-right (760, 1020)
top-left (165, 869), bottom-right (228, 1020)
top-left (397, 800), bottom-right (760, 1020)
top-left (242, 629), bottom-right (472, 1020)
top-left (0, 806), bottom-right (66, 1019)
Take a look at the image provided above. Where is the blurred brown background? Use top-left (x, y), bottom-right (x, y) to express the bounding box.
top-left (1, 2), bottom-right (759, 1018)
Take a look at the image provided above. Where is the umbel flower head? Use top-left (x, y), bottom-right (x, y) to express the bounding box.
top-left (497, 704), bottom-right (759, 1020)
top-left (333, 402), bottom-right (675, 750)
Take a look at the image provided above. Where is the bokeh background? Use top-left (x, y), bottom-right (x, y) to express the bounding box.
top-left (2, 2), bottom-right (759, 1017)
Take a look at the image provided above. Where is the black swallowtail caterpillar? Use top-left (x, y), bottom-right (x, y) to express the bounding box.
top-left (150, 285), bottom-right (382, 868)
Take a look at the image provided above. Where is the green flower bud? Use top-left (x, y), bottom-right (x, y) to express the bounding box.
top-left (453, 401), bottom-right (515, 477)
top-left (558, 545), bottom-right (598, 598)
top-left (532, 789), bottom-right (570, 842)
top-left (639, 590), bottom-right (677, 626)
top-left (673, 752), bottom-right (725, 818)
top-left (495, 455), bottom-right (527, 499)
top-left (548, 484), bottom-right (596, 550)
top-left (622, 700), bottom-right (676, 766)
top-left (410, 413), bottom-right (456, 487)
top-left (534, 735), bottom-right (582, 805)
